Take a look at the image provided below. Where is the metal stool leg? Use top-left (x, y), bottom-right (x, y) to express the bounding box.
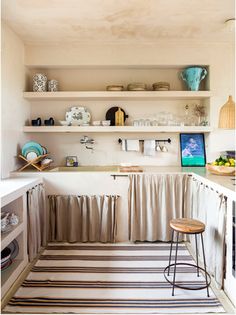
top-left (172, 231), bottom-right (179, 296)
top-left (195, 234), bottom-right (200, 277)
top-left (200, 233), bottom-right (210, 297)
top-left (168, 229), bottom-right (174, 276)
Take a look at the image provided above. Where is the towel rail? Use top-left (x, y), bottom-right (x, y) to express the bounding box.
top-left (118, 138), bottom-right (171, 144)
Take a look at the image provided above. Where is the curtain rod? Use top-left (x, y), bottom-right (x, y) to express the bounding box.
top-left (111, 173), bottom-right (193, 180)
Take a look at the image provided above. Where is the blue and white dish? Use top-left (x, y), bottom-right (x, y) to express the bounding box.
top-left (65, 107), bottom-right (91, 126)
top-left (22, 141), bottom-right (44, 157)
top-left (24, 147), bottom-right (41, 156)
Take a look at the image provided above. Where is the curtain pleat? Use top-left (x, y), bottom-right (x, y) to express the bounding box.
top-left (48, 195), bottom-right (119, 243)
top-left (190, 179), bottom-right (226, 288)
top-left (128, 174), bottom-right (190, 242)
top-left (27, 184), bottom-right (46, 262)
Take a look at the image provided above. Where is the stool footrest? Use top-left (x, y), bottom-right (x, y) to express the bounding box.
top-left (164, 263), bottom-right (211, 291)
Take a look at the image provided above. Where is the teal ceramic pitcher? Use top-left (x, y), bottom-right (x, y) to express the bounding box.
top-left (181, 66), bottom-right (207, 91)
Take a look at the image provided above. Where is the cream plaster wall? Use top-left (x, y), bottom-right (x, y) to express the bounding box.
top-left (24, 41), bottom-right (235, 167)
top-left (1, 23), bottom-right (30, 178)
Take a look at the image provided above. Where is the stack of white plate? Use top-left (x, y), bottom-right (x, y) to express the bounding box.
top-left (127, 83), bottom-right (147, 91)
top-left (153, 82), bottom-right (170, 91)
top-left (106, 85), bottom-right (124, 91)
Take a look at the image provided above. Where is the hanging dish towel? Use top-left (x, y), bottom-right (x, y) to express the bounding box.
top-left (144, 140), bottom-right (156, 156)
top-left (122, 139), bottom-right (140, 151)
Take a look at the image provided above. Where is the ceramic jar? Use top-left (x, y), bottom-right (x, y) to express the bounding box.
top-left (33, 73), bottom-right (47, 92)
top-left (48, 79), bottom-right (59, 92)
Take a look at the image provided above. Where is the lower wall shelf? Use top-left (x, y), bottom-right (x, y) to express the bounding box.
top-left (23, 126), bottom-right (213, 133)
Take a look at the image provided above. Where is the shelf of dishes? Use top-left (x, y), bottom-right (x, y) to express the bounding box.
top-left (23, 126), bottom-right (213, 133)
top-left (23, 91), bottom-right (212, 100)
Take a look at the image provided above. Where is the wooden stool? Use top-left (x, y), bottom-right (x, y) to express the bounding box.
top-left (164, 218), bottom-right (210, 297)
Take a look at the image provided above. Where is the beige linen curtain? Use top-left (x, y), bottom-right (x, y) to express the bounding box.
top-left (27, 184), bottom-right (47, 262)
top-left (48, 195), bottom-right (119, 243)
top-left (190, 178), bottom-right (226, 288)
top-left (128, 174), bottom-right (191, 242)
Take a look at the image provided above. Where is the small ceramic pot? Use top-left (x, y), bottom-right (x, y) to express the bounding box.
top-left (33, 73), bottom-right (47, 92)
top-left (48, 80), bottom-right (59, 92)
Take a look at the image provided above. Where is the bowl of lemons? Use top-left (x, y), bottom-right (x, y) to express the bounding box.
top-left (206, 156), bottom-right (235, 176)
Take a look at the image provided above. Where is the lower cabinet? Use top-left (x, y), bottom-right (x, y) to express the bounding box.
top-left (224, 199), bottom-right (236, 307)
top-left (1, 194), bottom-right (28, 298)
top-left (43, 172), bottom-right (130, 242)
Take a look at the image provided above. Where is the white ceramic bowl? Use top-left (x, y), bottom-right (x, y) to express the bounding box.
top-left (59, 120), bottom-right (69, 126)
top-left (92, 121), bottom-right (101, 126)
top-left (102, 120), bottom-right (111, 126)
top-left (41, 158), bottom-right (53, 165)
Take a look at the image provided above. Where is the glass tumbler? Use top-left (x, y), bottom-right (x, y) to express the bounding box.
top-left (145, 119), bottom-right (151, 126)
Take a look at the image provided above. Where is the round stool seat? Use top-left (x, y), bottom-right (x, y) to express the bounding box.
top-left (170, 218), bottom-right (205, 234)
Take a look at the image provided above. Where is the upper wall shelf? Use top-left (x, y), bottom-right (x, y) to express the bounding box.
top-left (23, 91), bottom-right (211, 101)
top-left (23, 126), bottom-right (213, 133)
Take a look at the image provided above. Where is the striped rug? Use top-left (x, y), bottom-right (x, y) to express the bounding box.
top-left (4, 243), bottom-right (224, 314)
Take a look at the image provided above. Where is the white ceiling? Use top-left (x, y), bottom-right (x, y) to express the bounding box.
top-left (2, 0), bottom-right (235, 44)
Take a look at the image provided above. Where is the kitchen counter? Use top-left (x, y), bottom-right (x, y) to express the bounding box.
top-left (11, 165), bottom-right (235, 197)
top-left (0, 177), bottom-right (42, 207)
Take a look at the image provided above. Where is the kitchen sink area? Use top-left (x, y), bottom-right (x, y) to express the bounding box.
top-left (49, 165), bottom-right (120, 172)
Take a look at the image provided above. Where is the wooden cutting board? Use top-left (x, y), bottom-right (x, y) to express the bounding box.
top-left (119, 166), bottom-right (143, 173)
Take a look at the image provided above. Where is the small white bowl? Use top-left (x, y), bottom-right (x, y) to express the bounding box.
top-left (92, 121), bottom-right (101, 126)
top-left (59, 120), bottom-right (70, 126)
top-left (41, 158), bottom-right (53, 165)
top-left (102, 120), bottom-right (111, 126)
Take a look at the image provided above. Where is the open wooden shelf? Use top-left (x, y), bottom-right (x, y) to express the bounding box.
top-left (23, 126), bottom-right (213, 133)
top-left (23, 90), bottom-right (211, 101)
